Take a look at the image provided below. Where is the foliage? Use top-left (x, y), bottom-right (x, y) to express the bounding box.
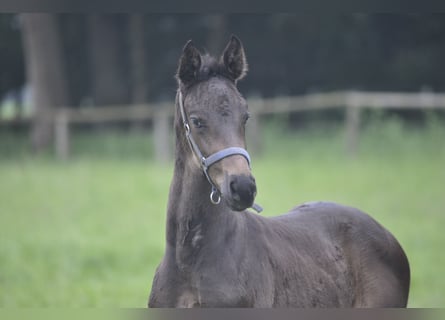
top-left (2, 14), bottom-right (445, 105)
top-left (0, 118), bottom-right (444, 307)
top-left (0, 14), bottom-right (24, 99)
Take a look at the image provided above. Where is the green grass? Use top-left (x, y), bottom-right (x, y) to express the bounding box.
top-left (0, 117), bottom-right (444, 307)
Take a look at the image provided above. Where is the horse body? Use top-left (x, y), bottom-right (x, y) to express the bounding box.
top-left (148, 36), bottom-right (410, 308)
top-left (149, 199), bottom-right (409, 307)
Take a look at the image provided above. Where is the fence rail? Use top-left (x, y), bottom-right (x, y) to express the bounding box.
top-left (2, 91), bottom-right (445, 160)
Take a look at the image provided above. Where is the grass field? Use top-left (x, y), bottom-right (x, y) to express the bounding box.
top-left (0, 116), bottom-right (444, 307)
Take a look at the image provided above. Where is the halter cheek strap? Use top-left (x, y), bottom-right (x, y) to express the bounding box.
top-left (178, 90), bottom-right (263, 213)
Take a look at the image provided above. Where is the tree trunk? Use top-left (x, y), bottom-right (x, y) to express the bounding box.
top-left (129, 14), bottom-right (148, 104)
top-left (206, 15), bottom-right (227, 54)
top-left (87, 14), bottom-right (129, 106)
top-left (21, 13), bottom-right (68, 153)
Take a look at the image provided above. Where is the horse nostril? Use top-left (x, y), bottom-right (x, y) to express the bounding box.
top-left (250, 183), bottom-right (257, 200)
top-left (230, 178), bottom-right (241, 202)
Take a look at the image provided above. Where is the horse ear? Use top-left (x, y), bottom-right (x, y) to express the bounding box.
top-left (176, 40), bottom-right (202, 86)
top-left (221, 35), bottom-right (248, 82)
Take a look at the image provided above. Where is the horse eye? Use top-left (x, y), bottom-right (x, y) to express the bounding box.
top-left (243, 113), bottom-right (251, 124)
top-left (190, 117), bottom-right (204, 129)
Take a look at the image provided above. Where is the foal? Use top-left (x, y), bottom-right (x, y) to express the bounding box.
top-left (148, 36), bottom-right (410, 307)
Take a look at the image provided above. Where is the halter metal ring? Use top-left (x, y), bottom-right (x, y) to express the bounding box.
top-left (210, 189), bottom-right (221, 205)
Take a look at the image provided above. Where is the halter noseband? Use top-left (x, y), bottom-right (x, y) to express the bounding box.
top-left (178, 90), bottom-right (262, 213)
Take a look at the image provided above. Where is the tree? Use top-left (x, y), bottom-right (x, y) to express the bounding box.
top-left (129, 14), bottom-right (148, 104)
top-left (0, 14), bottom-right (25, 120)
top-left (21, 13), bottom-right (68, 152)
top-left (205, 14), bottom-right (227, 55)
top-left (87, 14), bottom-right (129, 106)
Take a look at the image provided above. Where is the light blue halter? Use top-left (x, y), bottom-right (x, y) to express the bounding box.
top-left (178, 90), bottom-right (262, 213)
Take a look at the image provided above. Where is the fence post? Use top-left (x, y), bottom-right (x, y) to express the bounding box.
top-left (54, 109), bottom-right (70, 160)
top-left (345, 92), bottom-right (361, 157)
top-left (153, 107), bottom-right (171, 163)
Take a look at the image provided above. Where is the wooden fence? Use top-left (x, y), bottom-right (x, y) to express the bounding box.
top-left (3, 91), bottom-right (445, 160)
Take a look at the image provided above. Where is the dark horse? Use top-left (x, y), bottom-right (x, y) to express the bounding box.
top-left (148, 36), bottom-right (410, 307)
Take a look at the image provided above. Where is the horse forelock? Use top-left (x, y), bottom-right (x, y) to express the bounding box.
top-left (198, 55), bottom-right (220, 78)
top-left (179, 54), bottom-right (235, 91)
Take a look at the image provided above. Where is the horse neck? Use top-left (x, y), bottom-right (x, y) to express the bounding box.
top-left (165, 114), bottom-right (229, 250)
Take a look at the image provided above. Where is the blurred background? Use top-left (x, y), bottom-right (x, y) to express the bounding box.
top-left (0, 13), bottom-right (444, 307)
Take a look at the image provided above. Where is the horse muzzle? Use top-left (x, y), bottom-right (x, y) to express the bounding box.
top-left (225, 174), bottom-right (257, 211)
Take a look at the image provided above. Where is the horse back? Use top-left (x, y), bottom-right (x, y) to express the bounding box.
top-left (271, 201), bottom-right (410, 307)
